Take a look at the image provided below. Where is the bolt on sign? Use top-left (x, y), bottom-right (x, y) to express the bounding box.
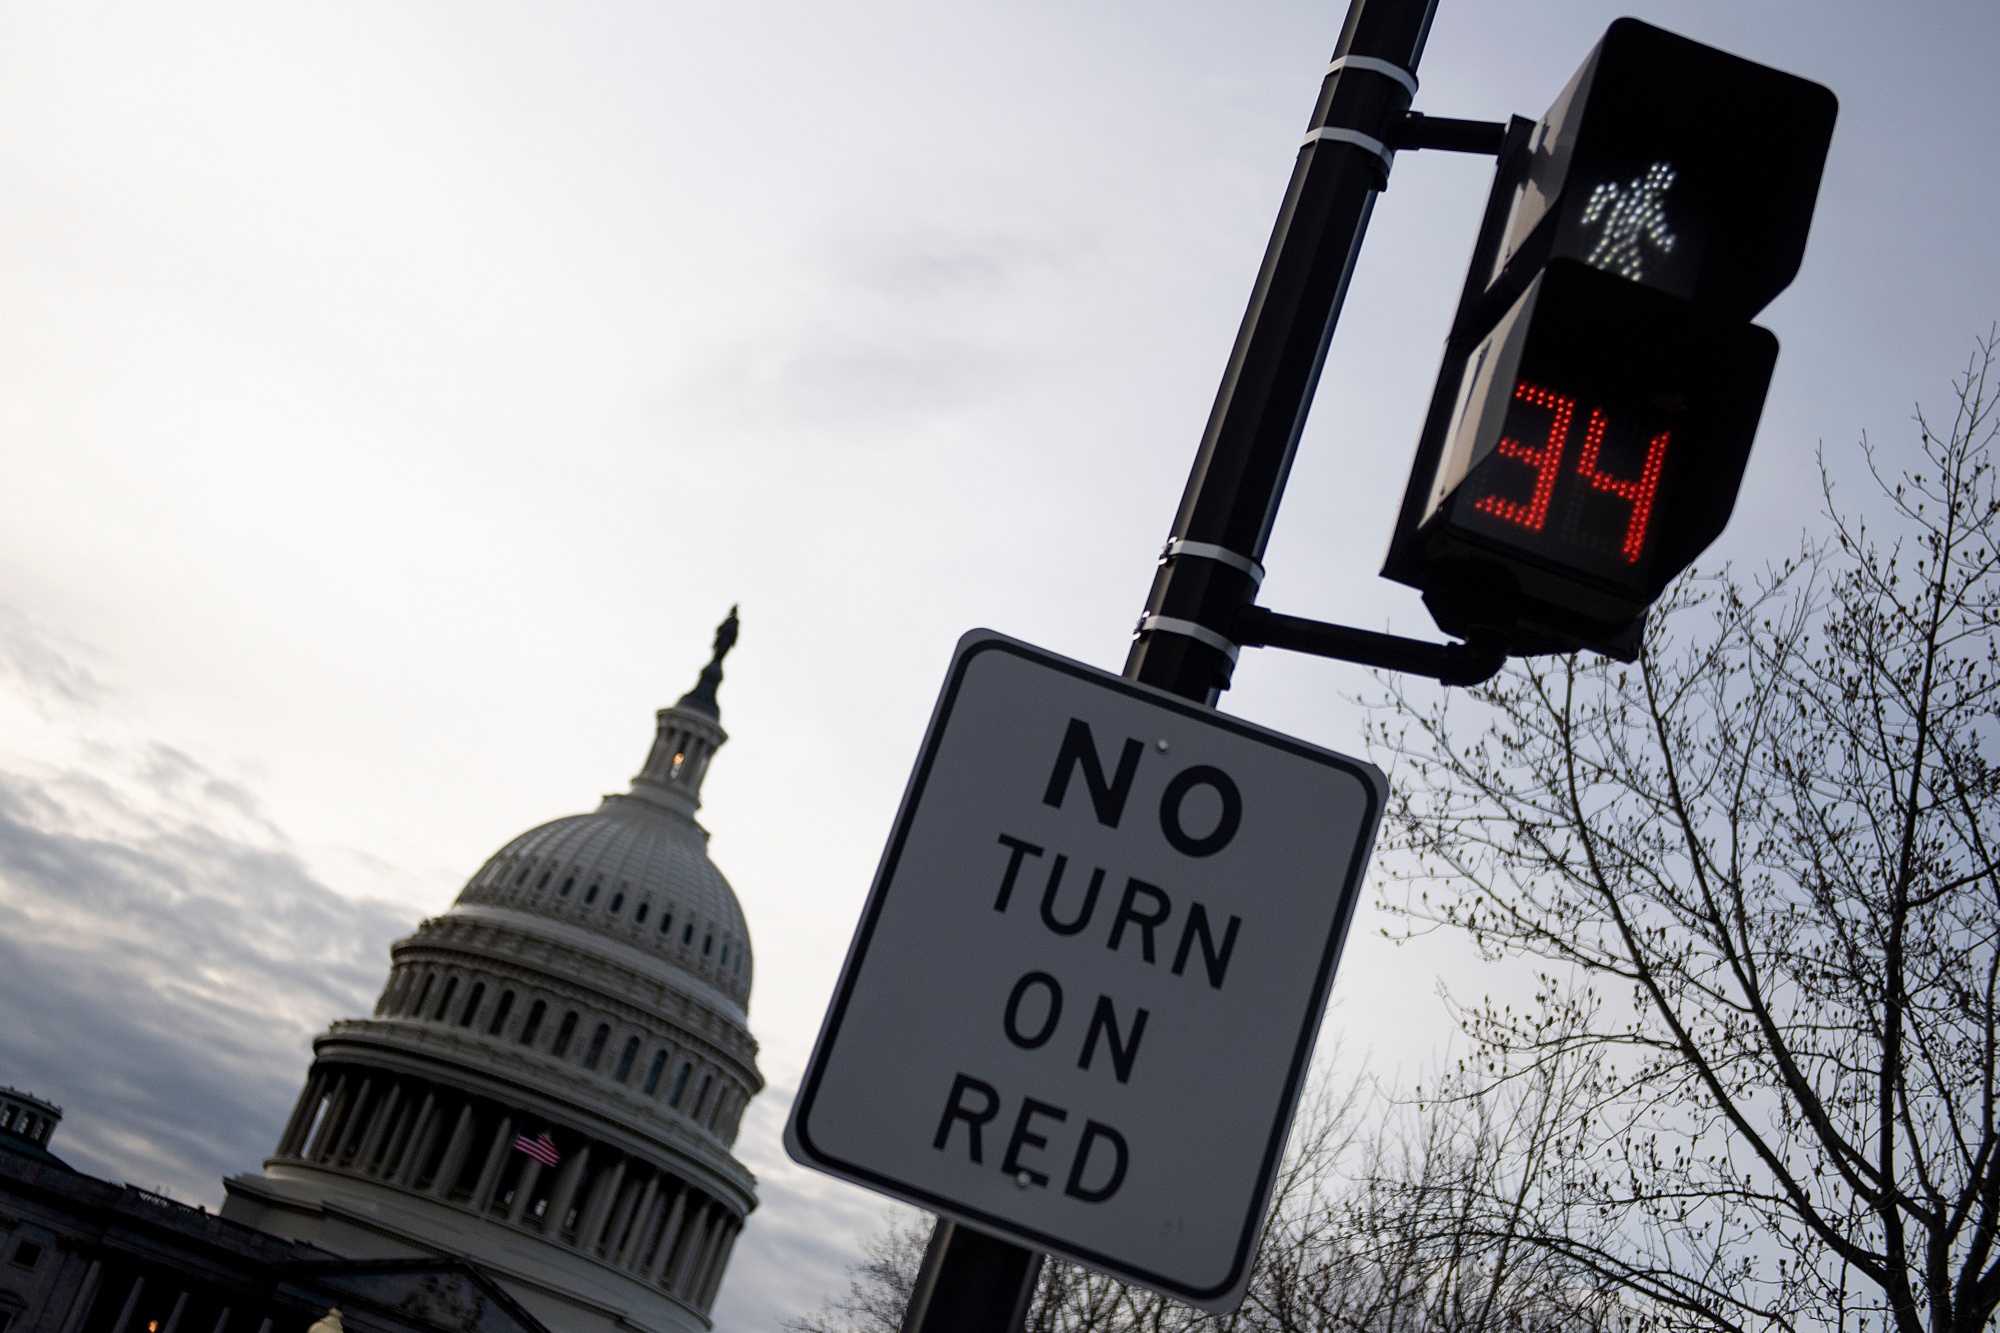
top-left (786, 632), bottom-right (1386, 1312)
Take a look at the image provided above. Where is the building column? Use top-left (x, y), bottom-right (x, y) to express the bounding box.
top-left (595, 1172), bottom-right (640, 1257)
top-left (428, 1103), bottom-right (476, 1197)
top-left (160, 1290), bottom-right (190, 1333)
top-left (505, 1158), bottom-right (544, 1224)
top-left (668, 1201), bottom-right (713, 1295)
top-left (277, 1073), bottom-right (324, 1157)
top-left (211, 1309), bottom-right (232, 1333)
top-left (305, 1074), bottom-right (350, 1160)
top-left (698, 1220), bottom-right (741, 1309)
top-left (377, 1088), bottom-right (426, 1179)
top-left (358, 1082), bottom-right (405, 1172)
top-left (56, 1260), bottom-right (103, 1333)
top-left (328, 1077), bottom-right (374, 1163)
top-left (622, 1186), bottom-right (664, 1272)
top-left (684, 1211), bottom-right (727, 1301)
top-left (614, 1173), bottom-right (659, 1266)
top-left (576, 1157), bottom-right (627, 1250)
top-left (366, 1098), bottom-right (402, 1177)
top-left (393, 1093), bottom-right (439, 1187)
top-left (543, 1142), bottom-right (590, 1236)
top-left (109, 1276), bottom-right (146, 1333)
top-left (644, 1188), bottom-right (688, 1283)
top-left (624, 1176), bottom-right (672, 1264)
top-left (471, 1114), bottom-right (516, 1212)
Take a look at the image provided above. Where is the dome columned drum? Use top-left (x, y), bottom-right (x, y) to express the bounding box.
top-left (224, 614), bottom-right (763, 1333)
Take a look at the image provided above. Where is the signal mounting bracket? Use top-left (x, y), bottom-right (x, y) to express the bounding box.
top-left (1388, 112), bottom-right (1508, 155)
top-left (1234, 604), bottom-right (1508, 686)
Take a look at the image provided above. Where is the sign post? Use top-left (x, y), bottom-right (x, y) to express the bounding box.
top-left (787, 633), bottom-right (1385, 1312)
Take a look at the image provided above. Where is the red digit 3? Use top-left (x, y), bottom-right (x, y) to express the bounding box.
top-left (1474, 383), bottom-right (1573, 532)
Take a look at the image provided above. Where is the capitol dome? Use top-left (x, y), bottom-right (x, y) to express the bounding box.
top-left (456, 725), bottom-right (755, 1017)
top-left (224, 611), bottom-right (763, 1333)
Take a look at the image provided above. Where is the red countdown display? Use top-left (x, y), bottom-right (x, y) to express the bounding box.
top-left (1456, 379), bottom-right (1673, 587)
top-left (1380, 18), bottom-right (1831, 662)
top-left (1390, 258), bottom-right (1776, 658)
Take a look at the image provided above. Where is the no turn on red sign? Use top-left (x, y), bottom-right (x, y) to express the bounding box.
top-left (785, 631), bottom-right (1386, 1312)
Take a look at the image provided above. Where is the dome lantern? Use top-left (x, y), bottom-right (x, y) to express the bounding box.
top-left (629, 607), bottom-right (737, 818)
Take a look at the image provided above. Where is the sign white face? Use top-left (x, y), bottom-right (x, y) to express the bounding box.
top-left (785, 631), bottom-right (1386, 1312)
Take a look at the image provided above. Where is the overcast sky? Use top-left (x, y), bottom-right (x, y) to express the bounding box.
top-left (0, 1), bottom-right (1995, 1329)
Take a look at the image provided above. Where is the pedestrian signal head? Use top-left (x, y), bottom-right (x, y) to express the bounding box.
top-left (1383, 19), bottom-right (1835, 660)
top-left (1415, 261), bottom-right (1775, 655)
top-left (1487, 17), bottom-right (1837, 319)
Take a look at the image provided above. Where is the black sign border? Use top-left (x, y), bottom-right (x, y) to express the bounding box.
top-left (787, 631), bottom-right (1384, 1307)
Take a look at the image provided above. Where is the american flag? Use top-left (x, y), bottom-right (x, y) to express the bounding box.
top-left (513, 1130), bottom-right (561, 1168)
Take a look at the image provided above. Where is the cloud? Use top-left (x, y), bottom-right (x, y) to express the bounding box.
top-left (676, 322), bottom-right (1016, 438)
top-left (829, 228), bottom-right (1078, 303)
top-left (668, 223), bottom-right (1087, 440)
top-left (0, 612), bottom-right (410, 1203)
top-left (0, 605), bottom-right (105, 712)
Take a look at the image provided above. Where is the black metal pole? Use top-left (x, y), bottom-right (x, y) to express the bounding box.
top-left (898, 1221), bottom-right (1043, 1333)
top-left (1125, 0), bottom-right (1440, 705)
top-left (900, 3), bottom-right (1439, 1328)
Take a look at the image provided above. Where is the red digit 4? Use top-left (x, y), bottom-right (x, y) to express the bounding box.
top-left (1575, 408), bottom-right (1669, 562)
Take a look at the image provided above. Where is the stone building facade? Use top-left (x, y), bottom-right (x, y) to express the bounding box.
top-left (0, 1100), bottom-right (551, 1333)
top-left (220, 614), bottom-right (763, 1333)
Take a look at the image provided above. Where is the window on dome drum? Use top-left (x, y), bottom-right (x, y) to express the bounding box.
top-left (412, 974), bottom-right (434, 1016)
top-left (520, 1000), bottom-right (546, 1046)
top-left (693, 1074), bottom-right (713, 1117)
top-left (659, 912), bottom-right (674, 935)
top-left (669, 1062), bottom-right (692, 1106)
top-left (537, 871), bottom-right (550, 890)
top-left (644, 1049), bottom-right (668, 1094)
top-left (609, 892), bottom-right (624, 914)
top-left (515, 863), bottom-right (531, 885)
top-left (488, 990), bottom-right (515, 1036)
top-left (635, 902), bottom-right (649, 924)
top-left (560, 877), bottom-right (574, 897)
top-left (703, 933), bottom-right (713, 956)
top-left (583, 1023), bottom-right (611, 1070)
top-left (434, 977), bottom-right (458, 1021)
top-left (615, 1036), bottom-right (640, 1082)
top-left (584, 883), bottom-right (600, 905)
top-left (552, 1011), bottom-right (578, 1056)
top-left (459, 982), bottom-right (485, 1027)
top-left (720, 944), bottom-right (729, 967)
top-left (682, 923), bottom-right (694, 945)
